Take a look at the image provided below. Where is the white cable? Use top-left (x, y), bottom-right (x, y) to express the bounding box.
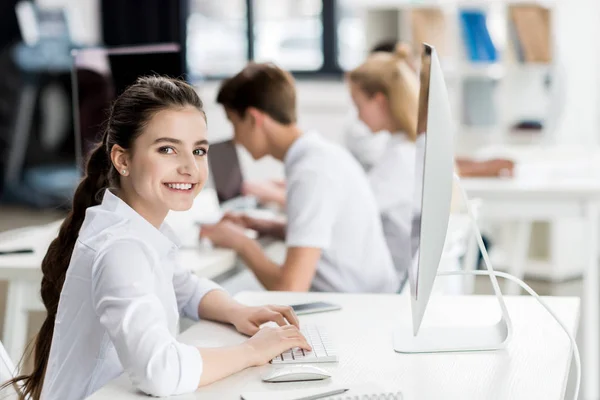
top-left (450, 173), bottom-right (580, 400)
top-left (437, 269), bottom-right (580, 400)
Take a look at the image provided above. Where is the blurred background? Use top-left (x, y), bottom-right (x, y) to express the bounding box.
top-left (0, 0), bottom-right (599, 397)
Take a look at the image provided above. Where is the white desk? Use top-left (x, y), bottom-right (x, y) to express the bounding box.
top-left (90, 291), bottom-right (579, 400)
top-left (461, 147), bottom-right (600, 400)
top-left (0, 189), bottom-right (239, 363)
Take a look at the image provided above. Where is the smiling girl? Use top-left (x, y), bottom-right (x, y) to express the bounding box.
top-left (3, 76), bottom-right (310, 400)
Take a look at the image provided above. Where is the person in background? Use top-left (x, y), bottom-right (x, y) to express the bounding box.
top-left (342, 40), bottom-right (412, 172)
top-left (240, 39), bottom-right (409, 207)
top-left (242, 40), bottom-right (514, 208)
top-left (200, 62), bottom-right (398, 294)
top-left (2, 76), bottom-right (310, 400)
top-left (346, 43), bottom-right (419, 286)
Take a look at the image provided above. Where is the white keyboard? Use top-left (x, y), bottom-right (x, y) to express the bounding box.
top-left (271, 324), bottom-right (338, 364)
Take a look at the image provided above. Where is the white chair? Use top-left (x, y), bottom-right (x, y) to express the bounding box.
top-left (0, 339), bottom-right (20, 399)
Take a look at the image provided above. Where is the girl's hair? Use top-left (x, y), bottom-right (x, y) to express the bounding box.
top-left (348, 42), bottom-right (419, 141)
top-left (2, 76), bottom-right (205, 400)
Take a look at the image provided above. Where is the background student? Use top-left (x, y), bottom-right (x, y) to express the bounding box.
top-left (200, 62), bottom-right (399, 294)
top-left (241, 40), bottom-right (515, 209)
top-left (347, 44), bottom-right (419, 286)
top-left (240, 40), bottom-right (404, 206)
top-left (3, 76), bottom-right (310, 400)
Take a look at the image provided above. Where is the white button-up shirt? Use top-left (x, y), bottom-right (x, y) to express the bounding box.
top-left (41, 190), bottom-right (222, 399)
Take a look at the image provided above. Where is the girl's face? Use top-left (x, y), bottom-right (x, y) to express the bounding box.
top-left (349, 82), bottom-right (390, 133)
top-left (115, 106), bottom-right (209, 224)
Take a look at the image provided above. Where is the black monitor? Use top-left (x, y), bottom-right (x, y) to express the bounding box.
top-left (71, 43), bottom-right (184, 171)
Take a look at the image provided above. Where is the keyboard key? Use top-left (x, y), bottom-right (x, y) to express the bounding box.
top-left (293, 349), bottom-right (305, 357)
top-left (270, 324), bottom-right (338, 364)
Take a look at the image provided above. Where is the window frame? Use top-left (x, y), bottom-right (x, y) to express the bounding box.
top-left (186, 0), bottom-right (344, 80)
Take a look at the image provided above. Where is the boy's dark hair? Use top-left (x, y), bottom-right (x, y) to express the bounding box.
top-left (216, 62), bottom-right (297, 125)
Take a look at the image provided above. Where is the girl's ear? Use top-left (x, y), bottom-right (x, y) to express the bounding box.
top-left (111, 145), bottom-right (130, 176)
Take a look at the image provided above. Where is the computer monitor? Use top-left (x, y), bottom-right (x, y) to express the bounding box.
top-left (407, 44), bottom-right (454, 335)
top-left (207, 139), bottom-right (244, 203)
top-left (394, 44), bottom-right (510, 353)
top-left (71, 43), bottom-right (184, 171)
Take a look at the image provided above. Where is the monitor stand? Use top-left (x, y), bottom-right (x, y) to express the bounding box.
top-left (393, 314), bottom-right (511, 353)
top-left (393, 175), bottom-right (512, 353)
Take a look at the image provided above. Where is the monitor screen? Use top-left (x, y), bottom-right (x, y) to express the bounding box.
top-left (409, 45), bottom-right (432, 300)
top-left (71, 44), bottom-right (184, 171)
top-left (207, 140), bottom-right (244, 203)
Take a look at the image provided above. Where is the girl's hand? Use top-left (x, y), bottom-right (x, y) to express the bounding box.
top-left (244, 325), bottom-right (311, 367)
top-left (229, 304), bottom-right (300, 336)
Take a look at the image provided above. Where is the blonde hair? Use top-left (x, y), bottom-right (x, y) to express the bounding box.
top-left (348, 43), bottom-right (419, 141)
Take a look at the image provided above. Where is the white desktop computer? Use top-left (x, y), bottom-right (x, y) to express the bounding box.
top-left (393, 44), bottom-right (512, 353)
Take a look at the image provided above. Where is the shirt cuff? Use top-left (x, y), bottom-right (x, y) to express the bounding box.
top-left (174, 343), bottom-right (203, 395)
top-left (182, 278), bottom-right (224, 321)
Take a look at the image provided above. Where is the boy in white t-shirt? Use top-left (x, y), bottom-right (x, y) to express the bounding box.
top-left (200, 62), bottom-right (398, 293)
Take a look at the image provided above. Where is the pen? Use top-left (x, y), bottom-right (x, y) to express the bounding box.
top-left (0, 249), bottom-right (34, 256)
top-left (294, 388), bottom-right (349, 400)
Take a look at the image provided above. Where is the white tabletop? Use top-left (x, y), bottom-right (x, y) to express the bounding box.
top-left (462, 144), bottom-right (600, 199)
top-left (90, 292), bottom-right (580, 400)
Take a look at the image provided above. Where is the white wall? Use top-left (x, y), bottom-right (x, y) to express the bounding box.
top-left (552, 0), bottom-right (600, 145)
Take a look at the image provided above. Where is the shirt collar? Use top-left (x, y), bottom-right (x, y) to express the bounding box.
top-left (390, 132), bottom-right (411, 144)
top-left (100, 190), bottom-right (181, 256)
top-left (284, 131), bottom-right (318, 167)
top-left (390, 131), bottom-right (409, 142)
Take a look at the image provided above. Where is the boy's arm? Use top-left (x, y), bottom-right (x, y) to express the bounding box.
top-left (236, 238), bottom-right (320, 291)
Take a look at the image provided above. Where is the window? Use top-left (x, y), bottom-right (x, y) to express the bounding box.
top-left (187, 0), bottom-right (353, 78)
top-left (253, 0), bottom-right (323, 71)
top-left (336, 3), bottom-right (366, 71)
top-left (187, 0), bottom-right (247, 78)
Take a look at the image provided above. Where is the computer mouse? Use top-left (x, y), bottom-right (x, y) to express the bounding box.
top-left (261, 365), bottom-right (331, 383)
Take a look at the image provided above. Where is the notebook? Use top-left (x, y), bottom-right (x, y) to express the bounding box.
top-left (240, 383), bottom-right (403, 400)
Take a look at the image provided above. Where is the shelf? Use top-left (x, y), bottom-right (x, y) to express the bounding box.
top-left (458, 126), bottom-right (504, 136)
top-left (442, 62), bottom-right (550, 79)
top-left (341, 0), bottom-right (555, 9)
top-left (340, 0), bottom-right (455, 9)
top-left (459, 63), bottom-right (505, 79)
top-left (457, 0), bottom-right (555, 6)
top-left (505, 63), bottom-right (552, 73)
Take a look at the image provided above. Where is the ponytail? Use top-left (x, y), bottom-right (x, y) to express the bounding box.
top-left (394, 42), bottom-right (411, 61)
top-left (393, 42), bottom-right (417, 73)
top-left (3, 139), bottom-right (112, 399)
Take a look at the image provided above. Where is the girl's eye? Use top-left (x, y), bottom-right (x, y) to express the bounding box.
top-left (158, 146), bottom-right (175, 154)
top-left (194, 148), bottom-right (208, 156)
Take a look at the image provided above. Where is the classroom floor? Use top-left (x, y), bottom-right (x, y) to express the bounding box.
top-left (0, 206), bottom-right (585, 396)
